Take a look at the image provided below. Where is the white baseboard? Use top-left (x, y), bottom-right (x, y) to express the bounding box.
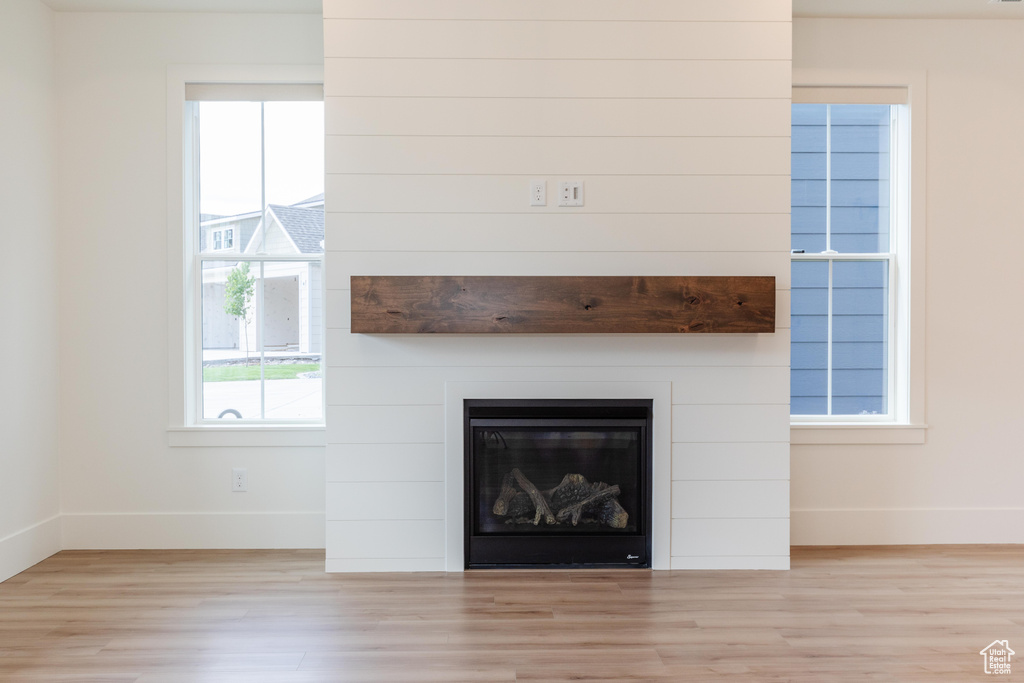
top-left (0, 515), bottom-right (62, 583)
top-left (671, 555), bottom-right (790, 570)
top-left (792, 508), bottom-right (1024, 545)
top-left (326, 558), bottom-right (445, 572)
top-left (62, 512), bottom-right (325, 550)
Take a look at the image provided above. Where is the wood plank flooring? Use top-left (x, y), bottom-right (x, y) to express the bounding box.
top-left (1, 546), bottom-right (1022, 681)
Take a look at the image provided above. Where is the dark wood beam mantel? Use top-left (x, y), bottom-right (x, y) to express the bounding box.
top-left (350, 275), bottom-right (775, 334)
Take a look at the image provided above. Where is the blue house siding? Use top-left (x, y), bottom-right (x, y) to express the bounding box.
top-left (791, 104), bottom-right (890, 416)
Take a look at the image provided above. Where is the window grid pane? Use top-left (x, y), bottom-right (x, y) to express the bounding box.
top-left (192, 97), bottom-right (324, 424)
top-left (791, 256), bottom-right (891, 417)
top-left (791, 102), bottom-right (894, 417)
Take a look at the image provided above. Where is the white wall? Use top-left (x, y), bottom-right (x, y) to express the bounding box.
top-left (0, 0), bottom-right (62, 581)
top-left (54, 12), bottom-right (326, 549)
top-left (324, 0), bottom-right (793, 571)
top-left (793, 18), bottom-right (1024, 543)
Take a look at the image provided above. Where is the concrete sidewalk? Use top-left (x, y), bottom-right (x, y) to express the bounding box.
top-left (203, 377), bottom-right (322, 420)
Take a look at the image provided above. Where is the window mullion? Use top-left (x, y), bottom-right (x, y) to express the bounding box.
top-left (259, 261), bottom-right (266, 420)
top-left (259, 102), bottom-right (267, 419)
top-left (825, 104), bottom-right (833, 415)
top-left (825, 104), bottom-right (832, 253)
top-left (193, 253), bottom-right (205, 425)
top-left (887, 254), bottom-right (898, 420)
top-left (826, 258), bottom-right (834, 416)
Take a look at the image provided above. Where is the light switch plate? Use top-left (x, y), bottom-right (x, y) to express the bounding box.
top-left (558, 181), bottom-right (584, 207)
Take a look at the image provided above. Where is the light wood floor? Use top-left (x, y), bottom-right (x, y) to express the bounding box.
top-left (1, 546), bottom-right (1023, 682)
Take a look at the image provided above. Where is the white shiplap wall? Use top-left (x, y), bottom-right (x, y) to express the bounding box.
top-left (323, 0), bottom-right (792, 571)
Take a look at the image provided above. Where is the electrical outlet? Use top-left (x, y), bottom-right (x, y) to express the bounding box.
top-left (558, 181), bottom-right (584, 207)
top-left (232, 467), bottom-right (247, 492)
top-left (529, 179), bottom-right (546, 206)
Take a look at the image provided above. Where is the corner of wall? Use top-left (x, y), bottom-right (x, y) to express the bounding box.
top-left (0, 516), bottom-right (62, 584)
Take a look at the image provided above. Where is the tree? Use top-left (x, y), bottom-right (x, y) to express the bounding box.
top-left (224, 262), bottom-right (256, 366)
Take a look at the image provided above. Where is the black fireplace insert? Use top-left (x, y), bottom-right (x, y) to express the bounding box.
top-left (464, 399), bottom-right (653, 568)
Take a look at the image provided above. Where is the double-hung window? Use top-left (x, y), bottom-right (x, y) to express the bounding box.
top-left (791, 87), bottom-right (912, 423)
top-left (183, 83), bottom-right (325, 424)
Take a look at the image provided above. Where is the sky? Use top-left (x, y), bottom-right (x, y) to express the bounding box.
top-left (199, 101), bottom-right (325, 217)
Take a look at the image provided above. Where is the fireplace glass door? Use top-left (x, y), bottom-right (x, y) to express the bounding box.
top-left (465, 400), bottom-right (652, 568)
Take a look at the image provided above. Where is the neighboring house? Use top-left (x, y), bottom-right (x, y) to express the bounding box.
top-left (200, 211), bottom-right (261, 255)
top-left (201, 194), bottom-right (323, 356)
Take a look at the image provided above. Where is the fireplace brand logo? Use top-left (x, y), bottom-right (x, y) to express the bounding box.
top-left (980, 640), bottom-right (1014, 675)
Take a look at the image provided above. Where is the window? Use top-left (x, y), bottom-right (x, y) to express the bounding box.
top-left (791, 89), bottom-right (911, 423)
top-left (183, 84), bottom-right (324, 424)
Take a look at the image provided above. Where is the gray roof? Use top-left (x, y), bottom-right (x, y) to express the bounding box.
top-left (292, 192), bottom-right (324, 207)
top-left (268, 204), bottom-right (325, 254)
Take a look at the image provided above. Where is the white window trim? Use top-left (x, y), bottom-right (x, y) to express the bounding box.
top-left (790, 69), bottom-right (928, 445)
top-left (166, 64), bottom-right (325, 448)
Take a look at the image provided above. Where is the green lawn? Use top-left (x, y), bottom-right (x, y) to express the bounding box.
top-left (203, 363), bottom-right (320, 382)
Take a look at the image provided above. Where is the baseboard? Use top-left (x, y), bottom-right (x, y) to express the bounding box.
top-left (0, 515), bottom-right (62, 583)
top-left (62, 512), bottom-right (325, 550)
top-left (326, 558), bottom-right (445, 572)
top-left (792, 508), bottom-right (1024, 545)
top-left (670, 555), bottom-right (790, 570)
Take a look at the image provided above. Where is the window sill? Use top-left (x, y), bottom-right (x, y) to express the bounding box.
top-left (168, 426), bottom-right (325, 448)
top-left (791, 423), bottom-right (927, 445)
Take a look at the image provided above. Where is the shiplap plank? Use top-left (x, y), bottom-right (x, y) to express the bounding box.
top-left (325, 444), bottom-right (442, 481)
top-left (326, 443), bottom-right (445, 482)
top-left (324, 20), bottom-right (791, 60)
top-left (671, 518), bottom-right (789, 557)
top-left (326, 520), bottom-right (445, 559)
top-left (669, 366), bottom-right (790, 405)
top-left (326, 97), bottom-right (790, 138)
top-left (324, 0), bottom-right (792, 22)
top-left (328, 253), bottom-right (790, 291)
top-left (327, 482), bottom-right (446, 520)
top-left (326, 136), bottom-right (789, 176)
top-left (672, 443), bottom-right (790, 481)
top-left (325, 175), bottom-right (790, 214)
top-left (326, 405), bottom-right (444, 444)
top-left (325, 213), bottom-right (789, 255)
top-left (324, 58), bottom-right (791, 99)
top-left (672, 480), bottom-right (789, 519)
top-left (327, 328), bottom-right (790, 368)
top-left (670, 555), bottom-right (789, 570)
top-left (672, 404), bottom-right (791, 443)
top-left (325, 288), bottom-right (351, 329)
top-left (326, 366), bottom-right (789, 407)
top-left (325, 558), bottom-right (446, 572)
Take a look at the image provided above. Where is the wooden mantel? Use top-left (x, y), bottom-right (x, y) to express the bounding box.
top-left (350, 275), bottom-right (775, 334)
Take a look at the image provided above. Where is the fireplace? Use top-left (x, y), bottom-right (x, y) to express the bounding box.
top-left (464, 399), bottom-right (653, 568)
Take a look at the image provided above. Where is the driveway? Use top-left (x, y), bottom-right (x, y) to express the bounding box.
top-left (203, 377), bottom-right (322, 420)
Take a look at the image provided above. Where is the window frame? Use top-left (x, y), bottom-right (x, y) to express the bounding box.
top-left (790, 70), bottom-right (928, 445)
top-left (166, 65), bottom-right (326, 447)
